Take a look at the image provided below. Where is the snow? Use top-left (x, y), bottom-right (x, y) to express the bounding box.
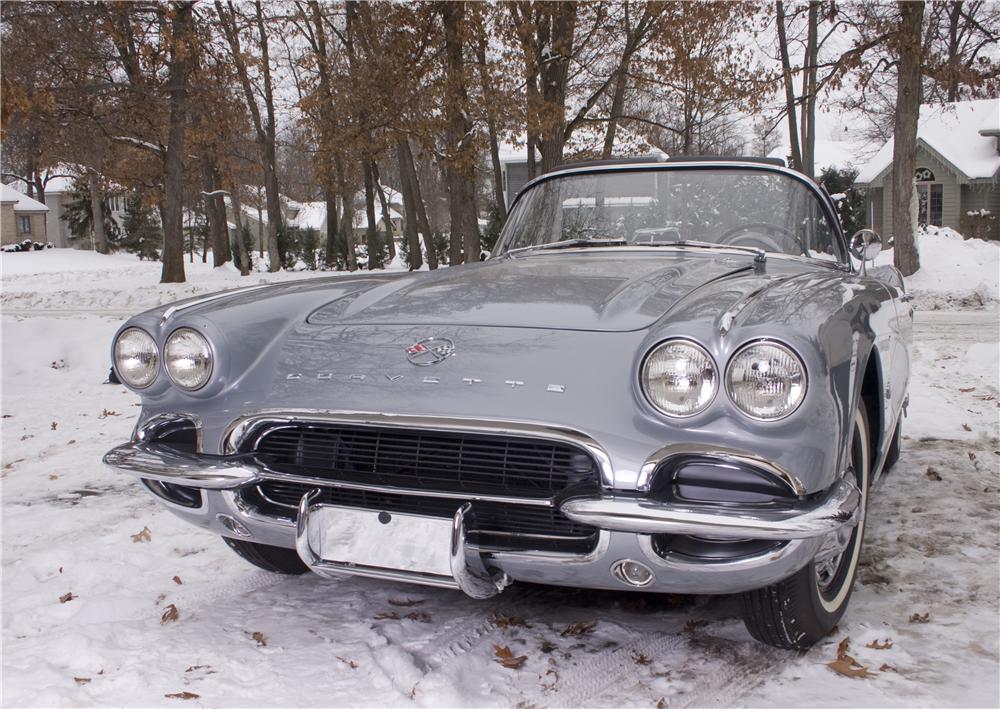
top-left (0, 183), bottom-right (49, 212)
top-left (286, 201), bottom-right (327, 231)
top-left (855, 99), bottom-right (1000, 183)
top-left (2, 251), bottom-right (998, 707)
top-left (875, 226), bottom-right (1000, 309)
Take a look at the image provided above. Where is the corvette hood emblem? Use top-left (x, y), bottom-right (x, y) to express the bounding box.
top-left (406, 337), bottom-right (455, 366)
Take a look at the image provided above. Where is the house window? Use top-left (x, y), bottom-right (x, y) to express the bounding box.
top-left (916, 183), bottom-right (943, 227)
top-left (18, 215), bottom-right (31, 234)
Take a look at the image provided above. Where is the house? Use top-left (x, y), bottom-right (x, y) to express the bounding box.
top-left (498, 125), bottom-right (667, 209)
top-left (32, 169), bottom-right (129, 248)
top-left (1, 183), bottom-right (49, 246)
top-left (854, 99), bottom-right (1000, 241)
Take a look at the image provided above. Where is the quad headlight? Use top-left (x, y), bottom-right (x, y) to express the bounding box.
top-left (726, 341), bottom-right (806, 420)
top-left (113, 327), bottom-right (159, 389)
top-left (164, 328), bottom-right (213, 391)
top-left (641, 339), bottom-right (718, 417)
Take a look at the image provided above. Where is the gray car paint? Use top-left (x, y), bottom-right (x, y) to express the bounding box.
top-left (109, 161), bottom-right (912, 592)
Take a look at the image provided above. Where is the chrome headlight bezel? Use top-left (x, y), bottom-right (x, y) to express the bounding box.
top-left (164, 327), bottom-right (214, 391)
top-left (113, 327), bottom-right (159, 390)
top-left (640, 338), bottom-right (719, 418)
top-left (725, 339), bottom-right (808, 421)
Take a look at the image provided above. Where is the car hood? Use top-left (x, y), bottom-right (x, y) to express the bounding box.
top-left (308, 252), bottom-right (759, 332)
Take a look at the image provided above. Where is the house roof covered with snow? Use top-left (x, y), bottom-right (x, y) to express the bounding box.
top-left (0, 184), bottom-right (49, 212)
top-left (855, 99), bottom-right (1000, 185)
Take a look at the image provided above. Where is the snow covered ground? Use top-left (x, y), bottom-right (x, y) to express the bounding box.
top-left (2, 248), bottom-right (998, 707)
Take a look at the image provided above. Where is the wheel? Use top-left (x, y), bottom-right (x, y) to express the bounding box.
top-left (882, 417), bottom-right (901, 472)
top-left (740, 405), bottom-right (870, 649)
top-left (223, 537), bottom-right (311, 575)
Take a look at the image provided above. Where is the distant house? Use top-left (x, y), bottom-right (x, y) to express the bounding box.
top-left (34, 169), bottom-right (129, 248)
top-left (1, 183), bottom-right (49, 245)
top-left (498, 126), bottom-right (666, 210)
top-left (854, 99), bottom-right (1000, 241)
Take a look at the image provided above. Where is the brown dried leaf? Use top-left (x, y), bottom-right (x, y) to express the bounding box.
top-left (185, 665), bottom-right (213, 673)
top-left (866, 639), bottom-right (893, 650)
top-left (164, 691), bottom-right (200, 700)
top-left (827, 658), bottom-right (877, 678)
top-left (968, 451), bottom-right (977, 461)
top-left (336, 655), bottom-right (359, 669)
top-left (836, 637), bottom-right (851, 661)
top-left (560, 620), bottom-right (597, 637)
top-left (959, 386), bottom-right (976, 392)
top-left (632, 652), bottom-right (652, 666)
top-left (495, 614), bottom-right (531, 629)
top-left (494, 645), bottom-right (528, 670)
top-left (387, 597), bottom-right (424, 607)
top-left (161, 604), bottom-right (179, 624)
top-left (131, 526), bottom-right (152, 543)
top-left (962, 423), bottom-right (972, 432)
top-left (68, 439), bottom-right (76, 444)
top-left (251, 631), bottom-right (267, 647)
top-left (405, 610), bottom-right (431, 623)
top-left (172, 575), bottom-right (183, 585)
top-left (540, 640), bottom-right (557, 653)
top-left (74, 677), bottom-right (91, 685)
top-left (925, 467), bottom-right (942, 481)
top-left (51, 421), bottom-right (58, 430)
top-left (656, 699), bottom-right (668, 709)
top-left (879, 663), bottom-right (898, 672)
top-left (49, 474), bottom-right (59, 480)
top-left (59, 592), bottom-right (77, 603)
top-left (374, 611), bottom-right (400, 620)
top-left (683, 618), bottom-right (709, 633)
top-left (909, 612), bottom-right (930, 623)
top-left (976, 394), bottom-right (995, 401)
top-left (407, 683), bottom-right (419, 700)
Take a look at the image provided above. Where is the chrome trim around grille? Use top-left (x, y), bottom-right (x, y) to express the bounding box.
top-left (635, 443), bottom-right (806, 496)
top-left (222, 410), bottom-right (615, 488)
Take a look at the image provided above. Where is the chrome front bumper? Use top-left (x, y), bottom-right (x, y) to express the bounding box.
top-left (104, 440), bottom-right (860, 542)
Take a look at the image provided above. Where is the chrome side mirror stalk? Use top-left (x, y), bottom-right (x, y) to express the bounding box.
top-left (849, 229), bottom-right (882, 276)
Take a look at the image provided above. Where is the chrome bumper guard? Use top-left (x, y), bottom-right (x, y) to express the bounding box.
top-left (105, 441), bottom-right (859, 544)
top-left (560, 477), bottom-right (861, 540)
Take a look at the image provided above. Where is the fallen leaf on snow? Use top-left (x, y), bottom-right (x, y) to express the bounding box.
top-left (909, 612), bottom-right (930, 623)
top-left (131, 526), bottom-right (152, 543)
top-left (74, 677), bottom-right (91, 685)
top-left (98, 409), bottom-right (120, 419)
top-left (540, 640), bottom-right (557, 653)
top-left (962, 423), bottom-right (972, 432)
top-left (51, 422), bottom-right (58, 430)
top-left (49, 474), bottom-right (59, 480)
top-left (68, 439), bottom-right (76, 444)
top-left (683, 618), bottom-right (708, 633)
top-left (387, 597), bottom-right (424, 607)
top-left (407, 683), bottom-right (418, 699)
top-left (827, 658), bottom-right (877, 679)
top-left (656, 699), bottom-right (668, 709)
top-left (405, 610), bottom-right (431, 623)
top-left (185, 665), bottom-right (214, 673)
top-left (59, 592), bottom-right (76, 603)
top-left (866, 639), bottom-right (893, 650)
top-left (494, 614), bottom-right (531, 629)
top-left (968, 451), bottom-right (977, 461)
top-left (164, 692), bottom-right (200, 700)
top-left (336, 655), bottom-right (358, 669)
top-left (494, 645), bottom-right (528, 670)
top-left (879, 663), bottom-right (898, 672)
top-left (374, 611), bottom-right (400, 620)
top-left (250, 631), bottom-right (267, 647)
top-left (632, 652), bottom-right (652, 665)
top-left (161, 604), bottom-right (179, 624)
top-left (560, 620), bottom-right (597, 637)
top-left (172, 575), bottom-right (183, 585)
top-left (925, 467), bottom-right (942, 481)
top-left (959, 387), bottom-right (976, 393)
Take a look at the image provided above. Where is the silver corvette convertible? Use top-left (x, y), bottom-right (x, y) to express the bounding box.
top-left (105, 159), bottom-right (912, 648)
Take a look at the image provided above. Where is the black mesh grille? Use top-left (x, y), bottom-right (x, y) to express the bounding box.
top-left (249, 424), bottom-right (599, 499)
top-left (251, 481), bottom-right (598, 553)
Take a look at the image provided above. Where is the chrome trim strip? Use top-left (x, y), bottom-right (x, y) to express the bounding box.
top-left (485, 529), bottom-right (611, 566)
top-left (222, 409), bottom-right (615, 488)
top-left (159, 284), bottom-right (275, 325)
top-left (133, 412), bottom-right (204, 453)
top-left (635, 443), bottom-right (806, 496)
top-left (559, 478), bottom-right (860, 541)
top-left (254, 478), bottom-right (554, 508)
top-left (637, 534), bottom-right (810, 571)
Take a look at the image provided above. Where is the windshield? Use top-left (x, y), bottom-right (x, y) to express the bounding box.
top-left (497, 167), bottom-right (845, 262)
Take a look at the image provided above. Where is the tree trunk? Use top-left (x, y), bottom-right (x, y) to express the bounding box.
top-left (229, 186), bottom-right (252, 275)
top-left (160, 2), bottom-right (194, 283)
top-left (373, 162), bottom-right (397, 262)
top-left (87, 172), bottom-right (109, 254)
top-left (441, 1), bottom-right (479, 265)
top-left (602, 61), bottom-right (630, 159)
top-left (395, 141), bottom-right (423, 270)
top-left (776, 1), bottom-right (803, 172)
top-left (798, 1), bottom-right (819, 177)
top-left (202, 161), bottom-right (231, 268)
top-left (324, 186), bottom-right (339, 268)
top-left (362, 160), bottom-right (381, 269)
top-left (337, 158), bottom-right (357, 271)
top-left (537, 3), bottom-right (576, 173)
top-left (891, 0), bottom-right (924, 276)
top-left (397, 138), bottom-right (436, 270)
top-left (474, 33), bottom-right (507, 223)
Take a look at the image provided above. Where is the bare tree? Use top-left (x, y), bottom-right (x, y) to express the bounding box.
top-left (891, 0), bottom-right (924, 276)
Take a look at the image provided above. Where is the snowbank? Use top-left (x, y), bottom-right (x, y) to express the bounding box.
top-left (875, 226), bottom-right (1000, 309)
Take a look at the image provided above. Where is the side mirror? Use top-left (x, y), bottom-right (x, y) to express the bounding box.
top-left (849, 229), bottom-right (882, 274)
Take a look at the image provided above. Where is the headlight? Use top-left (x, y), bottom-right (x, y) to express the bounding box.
top-left (164, 328), bottom-right (213, 391)
top-left (726, 341), bottom-right (806, 420)
top-left (641, 339), bottom-right (718, 417)
top-left (113, 327), bottom-right (159, 389)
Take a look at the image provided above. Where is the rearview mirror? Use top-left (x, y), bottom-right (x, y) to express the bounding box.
top-left (849, 229), bottom-right (882, 273)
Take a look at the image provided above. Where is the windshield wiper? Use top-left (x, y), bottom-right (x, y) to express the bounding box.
top-left (649, 239), bottom-right (767, 264)
top-left (508, 238), bottom-right (628, 255)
